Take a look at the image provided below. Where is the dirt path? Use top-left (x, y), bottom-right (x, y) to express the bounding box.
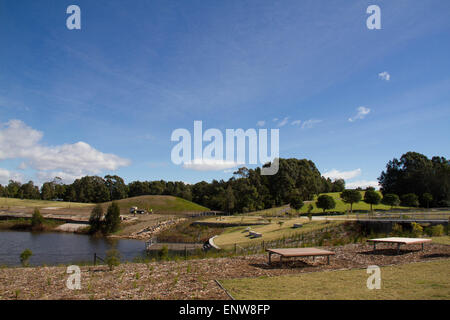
top-left (0, 242), bottom-right (448, 300)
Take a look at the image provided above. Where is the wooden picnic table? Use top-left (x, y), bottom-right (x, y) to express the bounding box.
top-left (367, 237), bottom-right (432, 254)
top-left (266, 248), bottom-right (335, 265)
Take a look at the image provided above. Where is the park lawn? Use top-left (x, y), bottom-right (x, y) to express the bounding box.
top-left (221, 259), bottom-right (450, 300)
top-left (432, 236), bottom-right (450, 245)
top-left (213, 219), bottom-right (344, 249)
top-left (248, 192), bottom-right (412, 216)
top-left (0, 197), bottom-right (93, 209)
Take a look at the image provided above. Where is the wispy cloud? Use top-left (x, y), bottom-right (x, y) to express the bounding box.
top-left (346, 180), bottom-right (380, 189)
top-left (378, 71), bottom-right (391, 81)
top-left (348, 106), bottom-right (371, 122)
top-left (301, 119), bottom-right (322, 129)
top-left (256, 120), bottom-right (266, 127)
top-left (291, 120), bottom-right (301, 126)
top-left (277, 117), bottom-right (289, 127)
top-left (323, 168), bottom-right (361, 180)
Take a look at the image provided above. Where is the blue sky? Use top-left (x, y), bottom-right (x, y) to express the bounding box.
top-left (0, 0), bottom-right (449, 187)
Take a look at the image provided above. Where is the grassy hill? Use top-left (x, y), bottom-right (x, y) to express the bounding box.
top-left (0, 197), bottom-right (93, 209)
top-left (101, 195), bottom-right (209, 214)
top-left (248, 191), bottom-right (412, 216)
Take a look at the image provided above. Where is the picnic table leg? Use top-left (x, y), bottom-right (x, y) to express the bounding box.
top-left (280, 256), bottom-right (283, 265)
top-left (373, 242), bottom-right (376, 252)
top-left (397, 243), bottom-right (401, 254)
top-left (268, 252), bottom-right (272, 265)
top-left (327, 255), bottom-right (330, 265)
top-left (422, 243), bottom-right (424, 251)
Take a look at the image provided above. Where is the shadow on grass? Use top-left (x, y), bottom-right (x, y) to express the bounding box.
top-left (421, 253), bottom-right (450, 259)
top-left (358, 248), bottom-right (418, 256)
top-left (249, 259), bottom-right (329, 270)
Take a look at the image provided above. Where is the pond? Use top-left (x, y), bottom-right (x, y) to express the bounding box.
top-left (0, 230), bottom-right (146, 266)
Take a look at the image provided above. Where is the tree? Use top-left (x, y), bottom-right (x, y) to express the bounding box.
top-left (401, 193), bottom-right (419, 207)
top-left (378, 152), bottom-right (450, 208)
top-left (421, 193), bottom-right (433, 208)
top-left (31, 208), bottom-right (44, 230)
top-left (289, 190), bottom-right (304, 212)
top-left (88, 204), bottom-right (104, 233)
top-left (20, 249), bottom-right (33, 267)
top-left (103, 202), bottom-right (121, 234)
top-left (340, 190), bottom-right (362, 214)
top-left (363, 189), bottom-right (381, 213)
top-left (316, 195), bottom-right (336, 213)
top-left (105, 248), bottom-right (121, 270)
top-left (381, 193), bottom-right (400, 209)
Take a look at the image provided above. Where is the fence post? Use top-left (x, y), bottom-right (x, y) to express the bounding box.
top-left (94, 253), bottom-right (97, 266)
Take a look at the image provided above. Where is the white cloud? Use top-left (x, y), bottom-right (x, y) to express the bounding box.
top-left (323, 168), bottom-right (361, 180)
top-left (301, 119), bottom-right (322, 129)
top-left (183, 159), bottom-right (243, 171)
top-left (378, 71), bottom-right (390, 81)
top-left (346, 180), bottom-right (380, 190)
top-left (277, 117), bottom-right (289, 127)
top-left (348, 106), bottom-right (371, 122)
top-left (0, 168), bottom-right (24, 185)
top-left (0, 119), bottom-right (130, 183)
top-left (256, 120), bottom-right (266, 127)
top-left (272, 118), bottom-right (278, 122)
top-left (291, 120), bottom-right (301, 126)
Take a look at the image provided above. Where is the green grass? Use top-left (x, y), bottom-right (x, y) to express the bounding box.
top-left (248, 191), bottom-right (412, 216)
top-left (102, 195), bottom-right (209, 213)
top-left (432, 236), bottom-right (450, 245)
top-left (213, 218), bottom-right (344, 249)
top-left (0, 197), bottom-right (93, 209)
top-left (221, 259), bottom-right (450, 300)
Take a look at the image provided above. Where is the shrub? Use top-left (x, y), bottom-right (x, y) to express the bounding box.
top-left (430, 225), bottom-right (444, 236)
top-left (105, 248), bottom-right (121, 271)
top-left (20, 249), bottom-right (32, 266)
top-left (158, 245), bottom-right (169, 260)
top-left (31, 208), bottom-right (44, 230)
top-left (410, 222), bottom-right (423, 237)
top-left (392, 223), bottom-right (403, 235)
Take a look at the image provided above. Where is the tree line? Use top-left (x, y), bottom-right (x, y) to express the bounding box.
top-left (0, 152), bottom-right (448, 212)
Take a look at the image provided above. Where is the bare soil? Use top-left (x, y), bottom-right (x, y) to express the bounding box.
top-left (0, 242), bottom-right (449, 300)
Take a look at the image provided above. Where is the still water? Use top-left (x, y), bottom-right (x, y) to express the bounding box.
top-left (0, 230), bottom-right (146, 266)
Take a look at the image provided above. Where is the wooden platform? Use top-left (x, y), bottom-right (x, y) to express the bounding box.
top-left (266, 248), bottom-right (335, 265)
top-left (367, 237), bottom-right (432, 254)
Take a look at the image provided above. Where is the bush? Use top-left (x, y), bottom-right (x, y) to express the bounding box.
top-left (392, 223), bottom-right (403, 235)
top-left (159, 245), bottom-right (169, 260)
top-left (430, 225), bottom-right (444, 236)
top-left (410, 222), bottom-right (423, 237)
top-left (105, 248), bottom-right (121, 271)
top-left (31, 208), bottom-right (44, 230)
top-left (20, 249), bottom-right (32, 266)
top-left (381, 194), bottom-right (400, 208)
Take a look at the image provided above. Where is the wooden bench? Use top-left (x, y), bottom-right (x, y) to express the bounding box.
top-left (266, 248), bottom-right (335, 265)
top-left (367, 237), bottom-right (432, 254)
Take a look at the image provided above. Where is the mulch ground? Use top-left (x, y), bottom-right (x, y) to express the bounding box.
top-left (0, 242), bottom-right (449, 300)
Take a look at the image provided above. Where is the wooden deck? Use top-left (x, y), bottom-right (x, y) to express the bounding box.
top-left (266, 248), bottom-right (335, 265)
top-left (367, 237), bottom-right (432, 254)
